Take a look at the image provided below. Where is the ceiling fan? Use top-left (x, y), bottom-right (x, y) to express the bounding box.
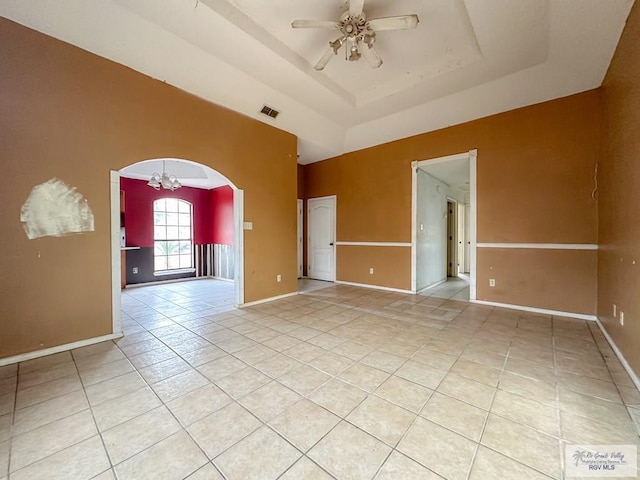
top-left (292, 0), bottom-right (419, 71)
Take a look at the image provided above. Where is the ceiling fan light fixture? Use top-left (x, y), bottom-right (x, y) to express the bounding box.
top-left (348, 45), bottom-right (361, 61)
top-left (293, 0), bottom-right (418, 70)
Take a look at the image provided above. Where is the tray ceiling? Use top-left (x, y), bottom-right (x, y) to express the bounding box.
top-left (0, 0), bottom-right (634, 163)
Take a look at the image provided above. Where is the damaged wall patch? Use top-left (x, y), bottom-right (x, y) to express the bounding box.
top-left (20, 178), bottom-right (95, 239)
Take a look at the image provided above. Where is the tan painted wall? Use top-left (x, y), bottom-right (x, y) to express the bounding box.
top-left (599, 1), bottom-right (640, 374)
top-left (0, 19), bottom-right (297, 359)
top-left (477, 249), bottom-right (597, 314)
top-left (337, 246), bottom-right (411, 291)
top-left (305, 91), bottom-right (601, 314)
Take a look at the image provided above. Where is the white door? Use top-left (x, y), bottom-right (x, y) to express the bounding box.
top-left (308, 196), bottom-right (335, 282)
top-left (297, 199), bottom-right (303, 279)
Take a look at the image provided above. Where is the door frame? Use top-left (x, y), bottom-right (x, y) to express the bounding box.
top-left (446, 198), bottom-right (458, 277)
top-left (411, 150), bottom-right (477, 299)
top-left (307, 195), bottom-right (337, 282)
top-left (297, 199), bottom-right (303, 279)
top-left (110, 169), bottom-right (245, 334)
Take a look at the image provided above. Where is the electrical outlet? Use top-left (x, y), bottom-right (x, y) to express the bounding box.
top-left (620, 311), bottom-right (624, 326)
top-left (276, 274), bottom-right (282, 282)
top-left (489, 278), bottom-right (496, 287)
top-left (613, 304), bottom-right (617, 318)
top-left (132, 267), bottom-right (138, 274)
top-left (369, 268), bottom-right (374, 275)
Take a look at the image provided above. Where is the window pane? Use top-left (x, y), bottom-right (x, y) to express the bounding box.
top-left (167, 255), bottom-right (180, 269)
top-left (154, 226), bottom-right (166, 240)
top-left (165, 226), bottom-right (178, 240)
top-left (153, 211), bottom-right (165, 226)
top-left (179, 241), bottom-right (191, 254)
top-left (154, 199), bottom-right (165, 212)
top-left (153, 198), bottom-right (193, 273)
top-left (178, 201), bottom-right (190, 213)
top-left (165, 212), bottom-right (179, 226)
top-left (154, 256), bottom-right (167, 271)
top-left (178, 227), bottom-right (191, 240)
top-left (179, 255), bottom-right (192, 268)
top-left (168, 241), bottom-right (180, 255)
top-left (165, 198), bottom-right (179, 212)
top-left (178, 213), bottom-right (191, 227)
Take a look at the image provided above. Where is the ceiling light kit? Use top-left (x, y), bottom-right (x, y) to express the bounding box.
top-left (292, 0), bottom-right (419, 70)
top-left (147, 160), bottom-right (182, 191)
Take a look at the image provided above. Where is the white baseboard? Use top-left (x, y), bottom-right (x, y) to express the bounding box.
top-left (335, 280), bottom-right (414, 295)
top-left (417, 279), bottom-right (447, 294)
top-left (240, 291), bottom-right (298, 307)
top-left (595, 318), bottom-right (640, 393)
top-left (0, 332), bottom-right (123, 367)
top-left (125, 275), bottom-right (214, 289)
top-left (471, 300), bottom-right (597, 321)
top-left (211, 276), bottom-right (234, 283)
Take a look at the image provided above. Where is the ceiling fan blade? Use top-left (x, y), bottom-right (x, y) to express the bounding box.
top-left (314, 46), bottom-right (336, 71)
top-left (368, 14), bottom-right (419, 31)
top-left (349, 0), bottom-right (365, 17)
top-left (291, 19), bottom-right (340, 29)
top-left (360, 43), bottom-right (383, 68)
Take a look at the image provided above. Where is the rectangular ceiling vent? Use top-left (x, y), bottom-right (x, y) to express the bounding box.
top-left (260, 105), bottom-right (280, 119)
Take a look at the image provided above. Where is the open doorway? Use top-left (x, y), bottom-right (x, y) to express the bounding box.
top-left (109, 159), bottom-right (244, 335)
top-left (411, 150), bottom-right (477, 299)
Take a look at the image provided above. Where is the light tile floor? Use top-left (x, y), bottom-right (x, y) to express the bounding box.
top-left (1, 278), bottom-right (639, 479)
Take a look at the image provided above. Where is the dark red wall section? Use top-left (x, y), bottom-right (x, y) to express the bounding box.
top-left (211, 185), bottom-right (234, 245)
top-left (121, 178), bottom-right (206, 246)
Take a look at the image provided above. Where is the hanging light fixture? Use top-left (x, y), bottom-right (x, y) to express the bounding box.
top-left (147, 160), bottom-right (182, 191)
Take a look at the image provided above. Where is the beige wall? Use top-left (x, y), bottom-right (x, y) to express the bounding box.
top-left (337, 246), bottom-right (411, 291)
top-left (599, 1), bottom-right (640, 373)
top-left (305, 91), bottom-right (601, 313)
top-left (0, 19), bottom-right (298, 359)
top-left (477, 249), bottom-right (597, 315)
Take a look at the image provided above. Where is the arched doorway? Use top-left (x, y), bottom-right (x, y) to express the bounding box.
top-left (109, 159), bottom-right (244, 335)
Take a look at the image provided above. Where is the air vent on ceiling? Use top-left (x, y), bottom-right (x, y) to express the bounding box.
top-left (260, 105), bottom-right (280, 119)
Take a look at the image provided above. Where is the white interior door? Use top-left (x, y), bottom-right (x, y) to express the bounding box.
top-left (308, 196), bottom-right (335, 282)
top-left (297, 199), bottom-right (303, 279)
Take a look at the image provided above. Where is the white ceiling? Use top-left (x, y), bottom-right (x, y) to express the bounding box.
top-left (419, 157), bottom-right (470, 192)
top-left (0, 0), bottom-right (634, 164)
top-left (120, 159), bottom-right (231, 190)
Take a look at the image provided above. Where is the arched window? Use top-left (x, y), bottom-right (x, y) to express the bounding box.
top-left (153, 198), bottom-right (193, 272)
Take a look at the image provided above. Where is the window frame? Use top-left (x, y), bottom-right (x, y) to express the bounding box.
top-left (152, 198), bottom-right (195, 275)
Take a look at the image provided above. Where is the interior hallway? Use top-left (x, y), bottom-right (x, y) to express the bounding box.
top-left (0, 279), bottom-right (639, 479)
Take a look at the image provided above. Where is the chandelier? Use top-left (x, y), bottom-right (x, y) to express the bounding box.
top-left (147, 160), bottom-right (182, 191)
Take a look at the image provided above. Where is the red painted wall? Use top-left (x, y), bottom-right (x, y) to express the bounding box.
top-left (211, 185), bottom-right (234, 245)
top-left (121, 177), bottom-right (213, 247)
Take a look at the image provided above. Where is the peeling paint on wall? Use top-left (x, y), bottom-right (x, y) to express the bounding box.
top-left (20, 178), bottom-right (95, 239)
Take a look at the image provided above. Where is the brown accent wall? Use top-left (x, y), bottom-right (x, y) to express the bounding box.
top-left (337, 246), bottom-right (411, 291)
top-left (305, 91), bottom-right (601, 314)
top-left (0, 19), bottom-right (297, 359)
top-left (297, 164), bottom-right (305, 199)
top-left (477, 249), bottom-right (597, 315)
top-left (599, 1), bottom-right (640, 373)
